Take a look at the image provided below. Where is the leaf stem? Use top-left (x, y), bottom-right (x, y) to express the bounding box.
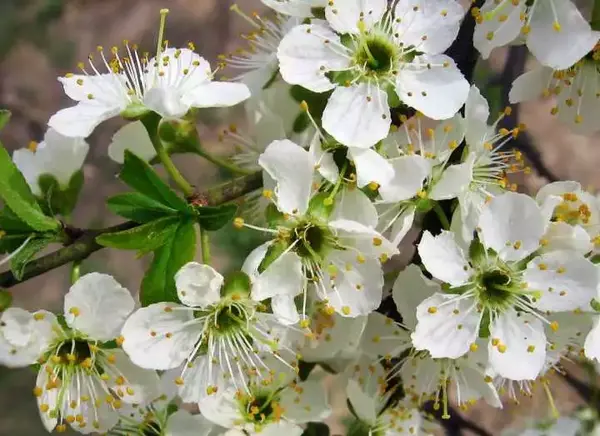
top-left (200, 227), bottom-right (211, 265)
top-left (141, 113), bottom-right (194, 197)
top-left (433, 202), bottom-right (451, 231)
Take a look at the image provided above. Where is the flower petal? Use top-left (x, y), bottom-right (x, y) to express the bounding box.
top-left (542, 222), bottom-right (593, 255)
top-left (64, 273), bottom-right (134, 341)
top-left (253, 251), bottom-right (304, 301)
top-left (394, 0), bottom-right (464, 54)
top-left (48, 103), bottom-right (121, 138)
top-left (165, 410), bottom-right (216, 436)
top-left (280, 380), bottom-right (331, 423)
top-left (412, 292), bottom-right (480, 359)
top-left (107, 349), bottom-right (161, 404)
top-left (359, 312), bottom-right (409, 358)
top-left (478, 192), bottom-right (546, 262)
top-left (392, 264), bottom-right (441, 330)
top-left (525, 251), bottom-right (599, 312)
top-left (429, 155), bottom-right (474, 201)
top-left (259, 139), bottom-right (314, 215)
top-left (488, 310), bottom-right (546, 381)
top-left (345, 379), bottom-right (378, 423)
top-left (272, 294), bottom-right (301, 325)
top-left (175, 262), bottom-right (224, 308)
top-left (121, 303), bottom-right (199, 370)
top-left (183, 82), bottom-right (251, 109)
top-left (108, 121), bottom-right (157, 164)
top-left (528, 0), bottom-right (599, 69)
top-left (508, 67), bottom-right (554, 104)
top-left (473, 1), bottom-right (522, 59)
top-left (329, 219), bottom-right (398, 259)
top-left (396, 54), bottom-right (469, 120)
top-left (322, 83), bottom-right (390, 148)
top-left (325, 0), bottom-right (386, 34)
top-left (418, 230), bottom-right (472, 286)
top-left (197, 387), bottom-right (240, 428)
top-left (177, 354), bottom-right (224, 403)
top-left (348, 147), bottom-right (394, 188)
top-left (464, 85), bottom-right (490, 147)
top-left (584, 318), bottom-right (600, 362)
top-left (378, 155), bottom-right (430, 203)
top-left (332, 187), bottom-right (378, 228)
top-left (278, 23), bottom-right (351, 93)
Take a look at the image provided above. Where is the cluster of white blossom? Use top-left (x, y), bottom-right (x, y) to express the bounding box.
top-left (2, 0), bottom-right (600, 435)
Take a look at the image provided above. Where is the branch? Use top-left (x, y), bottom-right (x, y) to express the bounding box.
top-left (0, 171), bottom-right (262, 288)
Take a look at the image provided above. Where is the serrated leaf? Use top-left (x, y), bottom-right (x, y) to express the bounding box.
top-left (197, 204), bottom-right (238, 231)
top-left (120, 151), bottom-right (190, 212)
top-left (0, 110), bottom-right (10, 131)
top-left (96, 216), bottom-right (180, 254)
top-left (10, 237), bottom-right (53, 280)
top-left (141, 219), bottom-right (197, 306)
top-left (0, 143), bottom-right (60, 232)
top-left (38, 170), bottom-right (84, 217)
top-left (107, 192), bottom-right (179, 223)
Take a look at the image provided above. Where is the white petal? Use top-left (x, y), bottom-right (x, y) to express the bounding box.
top-left (108, 121), bottom-right (156, 164)
top-left (165, 410), bottom-right (216, 436)
top-left (177, 355), bottom-right (224, 403)
top-left (253, 251), bottom-right (304, 301)
top-left (0, 307), bottom-right (35, 347)
top-left (35, 369), bottom-right (58, 432)
top-left (584, 317), bottom-right (600, 361)
top-left (280, 380), bottom-right (331, 423)
top-left (261, 0), bottom-right (325, 17)
top-left (488, 310), bottom-right (546, 381)
top-left (394, 0), bottom-right (464, 54)
top-left (542, 222), bottom-right (593, 255)
top-left (309, 135), bottom-right (338, 183)
top-left (197, 387), bottom-right (240, 428)
top-left (146, 48), bottom-right (212, 95)
top-left (48, 103), bottom-right (121, 138)
top-left (57, 73), bottom-right (128, 105)
top-left (464, 86), bottom-right (490, 147)
top-left (348, 147), bottom-right (394, 188)
top-left (389, 205), bottom-right (417, 246)
top-left (64, 273), bottom-right (134, 341)
top-left (396, 54), bottom-right (469, 120)
top-left (418, 230), bottom-right (472, 286)
top-left (36, 129), bottom-right (89, 185)
top-left (359, 312), bottom-right (408, 358)
top-left (323, 83), bottom-right (390, 148)
top-left (429, 155), bottom-right (474, 200)
top-left (183, 82), bottom-right (251, 109)
top-left (392, 264), bottom-right (441, 329)
top-left (528, 1), bottom-right (599, 69)
top-left (303, 314), bottom-right (367, 361)
top-left (412, 293), bottom-right (480, 358)
top-left (259, 139), bottom-right (314, 215)
top-left (525, 251), bottom-right (599, 312)
top-left (120, 303), bottom-right (199, 370)
top-left (332, 187), bottom-right (378, 228)
top-left (278, 23), bottom-right (351, 93)
top-left (536, 180), bottom-right (582, 203)
top-left (69, 376), bottom-right (120, 433)
top-left (473, 1), bottom-right (522, 59)
top-left (12, 148), bottom-right (41, 195)
top-left (108, 349), bottom-right (161, 404)
top-left (345, 380), bottom-right (377, 423)
top-left (323, 252), bottom-right (384, 317)
top-left (378, 155), bottom-right (431, 203)
top-left (258, 422), bottom-right (304, 436)
top-left (329, 219), bottom-right (399, 259)
top-left (508, 67), bottom-right (554, 104)
top-left (0, 309), bottom-right (56, 368)
top-left (271, 294), bottom-right (301, 325)
top-left (241, 241), bottom-right (271, 279)
top-left (478, 192), bottom-right (546, 262)
top-left (325, 0), bottom-right (386, 34)
top-left (143, 87), bottom-right (190, 119)
top-left (175, 262), bottom-right (224, 308)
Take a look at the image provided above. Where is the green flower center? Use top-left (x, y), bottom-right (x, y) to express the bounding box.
top-left (56, 339), bottom-right (92, 365)
top-left (239, 390), bottom-right (282, 426)
top-left (291, 222), bottom-right (330, 259)
top-left (355, 36), bottom-right (396, 74)
top-left (476, 270), bottom-right (516, 309)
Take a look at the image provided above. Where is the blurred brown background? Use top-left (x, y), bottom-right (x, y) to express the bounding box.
top-left (0, 0), bottom-right (598, 434)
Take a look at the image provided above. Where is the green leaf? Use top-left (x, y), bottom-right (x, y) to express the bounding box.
top-left (0, 143), bottom-right (60, 231)
top-left (120, 151), bottom-right (190, 212)
top-left (96, 216), bottom-right (180, 254)
top-left (107, 192), bottom-right (179, 223)
top-left (0, 110), bottom-right (10, 131)
top-left (302, 423), bottom-right (330, 436)
top-left (196, 204), bottom-right (238, 231)
top-left (0, 207), bottom-right (34, 233)
top-left (140, 219), bottom-right (197, 305)
top-left (38, 171), bottom-right (84, 217)
top-left (10, 237), bottom-right (53, 280)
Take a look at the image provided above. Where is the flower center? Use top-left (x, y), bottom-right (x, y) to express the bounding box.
top-left (55, 338), bottom-right (93, 365)
top-left (291, 222), bottom-right (330, 259)
top-left (210, 303), bottom-right (249, 336)
top-left (477, 270), bottom-right (515, 309)
top-left (240, 390), bottom-right (282, 425)
top-left (553, 195), bottom-right (592, 226)
top-left (355, 36), bottom-right (396, 74)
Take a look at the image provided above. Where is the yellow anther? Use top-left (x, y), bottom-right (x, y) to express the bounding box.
top-left (342, 306), bottom-right (351, 315)
top-left (491, 338), bottom-right (500, 346)
top-left (33, 387), bottom-right (43, 397)
top-left (300, 101), bottom-right (309, 112)
top-left (427, 307), bottom-right (437, 314)
top-left (368, 181), bottom-right (379, 191)
top-left (550, 321), bottom-right (559, 332)
top-left (28, 141), bottom-right (38, 152)
top-left (538, 263), bottom-right (547, 271)
top-left (372, 237), bottom-right (382, 247)
top-left (469, 343), bottom-right (478, 352)
top-left (527, 345), bottom-right (535, 353)
top-left (175, 377), bottom-right (185, 386)
top-left (69, 307), bottom-right (80, 317)
top-left (497, 344), bottom-right (507, 353)
top-left (233, 217), bottom-right (245, 229)
top-left (552, 21), bottom-right (561, 32)
top-left (33, 313), bottom-right (45, 321)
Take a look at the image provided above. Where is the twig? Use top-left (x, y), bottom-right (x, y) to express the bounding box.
top-left (0, 172), bottom-right (262, 288)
